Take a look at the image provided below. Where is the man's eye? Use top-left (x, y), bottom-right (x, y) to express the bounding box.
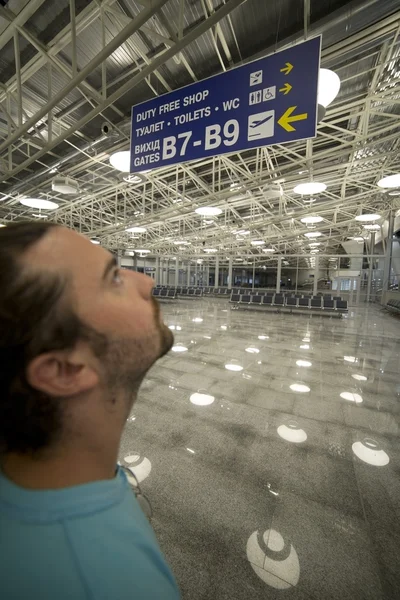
top-left (113, 269), bottom-right (123, 285)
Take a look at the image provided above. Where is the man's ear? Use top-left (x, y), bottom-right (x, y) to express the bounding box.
top-left (26, 342), bottom-right (99, 397)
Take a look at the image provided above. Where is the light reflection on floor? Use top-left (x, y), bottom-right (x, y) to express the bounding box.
top-left (120, 300), bottom-right (400, 599)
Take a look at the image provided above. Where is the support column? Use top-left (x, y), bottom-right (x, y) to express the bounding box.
top-left (367, 232), bottom-right (375, 303)
top-left (382, 211), bottom-right (394, 303)
top-left (187, 262), bottom-right (191, 286)
top-left (175, 257), bottom-right (179, 287)
top-left (228, 257), bottom-right (233, 290)
top-left (205, 264), bottom-right (210, 286)
top-left (313, 256), bottom-right (319, 296)
top-left (295, 256), bottom-right (299, 293)
top-left (134, 254), bottom-right (138, 272)
top-left (155, 256), bottom-right (159, 284)
top-left (252, 259), bottom-right (255, 291)
top-left (276, 256), bottom-right (282, 293)
top-left (214, 256), bottom-right (220, 289)
top-left (117, 250), bottom-right (122, 268)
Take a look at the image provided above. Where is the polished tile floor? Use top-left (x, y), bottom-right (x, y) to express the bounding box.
top-left (119, 299), bottom-right (400, 600)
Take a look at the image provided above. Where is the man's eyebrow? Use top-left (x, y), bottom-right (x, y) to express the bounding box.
top-left (102, 255), bottom-right (118, 281)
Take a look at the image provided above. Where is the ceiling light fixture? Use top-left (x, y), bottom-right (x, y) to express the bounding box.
top-left (301, 215), bottom-right (323, 224)
top-left (251, 240), bottom-right (265, 246)
top-left (304, 231), bottom-right (322, 238)
top-left (19, 198), bottom-right (59, 210)
top-left (363, 224), bottom-right (380, 230)
top-left (309, 242), bottom-right (321, 247)
top-left (293, 182), bottom-right (327, 195)
top-left (317, 69), bottom-right (341, 108)
top-left (377, 173), bottom-right (400, 188)
top-left (174, 240), bottom-right (190, 245)
top-left (109, 150), bottom-right (130, 172)
top-left (135, 249), bottom-right (150, 254)
top-left (355, 214), bottom-right (381, 222)
top-left (91, 239), bottom-right (100, 245)
top-left (195, 206), bottom-right (222, 216)
top-left (126, 226), bottom-right (146, 233)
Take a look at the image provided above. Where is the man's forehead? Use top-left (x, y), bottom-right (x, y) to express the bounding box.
top-left (24, 226), bottom-right (105, 273)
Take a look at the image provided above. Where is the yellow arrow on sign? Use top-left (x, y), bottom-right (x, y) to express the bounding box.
top-left (279, 83), bottom-right (292, 95)
top-left (278, 106), bottom-right (308, 132)
top-left (280, 62), bottom-right (293, 75)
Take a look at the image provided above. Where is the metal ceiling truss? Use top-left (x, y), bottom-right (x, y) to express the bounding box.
top-left (0, 0), bottom-right (399, 268)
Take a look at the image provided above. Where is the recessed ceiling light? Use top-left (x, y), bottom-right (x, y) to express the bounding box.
top-left (262, 248), bottom-right (275, 253)
top-left (236, 230), bottom-right (250, 235)
top-left (388, 190), bottom-right (400, 196)
top-left (304, 231), bottom-right (322, 238)
top-left (204, 248), bottom-right (217, 253)
top-left (352, 374), bottom-right (367, 382)
top-left (377, 173), bottom-right (400, 188)
top-left (91, 239), bottom-right (100, 245)
top-left (20, 198), bottom-right (59, 210)
top-left (352, 439), bottom-right (389, 466)
top-left (136, 249), bottom-right (150, 254)
top-left (310, 249), bottom-right (319, 254)
top-left (301, 215), bottom-right (323, 224)
top-left (174, 240), bottom-right (190, 245)
top-left (126, 226), bottom-right (146, 233)
top-left (109, 150), bottom-right (130, 172)
top-left (355, 214), bottom-right (381, 222)
top-left (293, 182), bottom-right (327, 195)
top-left (296, 360), bottom-right (312, 367)
top-left (363, 224), bottom-right (380, 230)
top-left (245, 347), bottom-right (259, 354)
top-left (195, 206), bottom-right (222, 216)
top-left (309, 242), bottom-right (321, 247)
top-left (251, 240), bottom-right (265, 246)
top-left (318, 69), bottom-right (341, 108)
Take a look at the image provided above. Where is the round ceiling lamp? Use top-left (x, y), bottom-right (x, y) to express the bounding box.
top-left (126, 226), bottom-right (146, 233)
top-left (251, 240), bottom-right (265, 246)
top-left (377, 174), bottom-right (400, 188)
top-left (388, 190), bottom-right (400, 196)
top-left (109, 150), bottom-right (130, 172)
top-left (355, 214), bottom-right (381, 222)
top-left (309, 242), bottom-right (321, 247)
top-left (263, 248), bottom-right (275, 253)
top-left (203, 248), bottom-right (217, 253)
top-left (304, 231), bottom-right (322, 238)
top-left (293, 182), bottom-right (327, 195)
top-left (90, 239), bottom-right (100, 245)
top-left (317, 69), bottom-right (341, 108)
top-left (174, 240), bottom-right (190, 245)
top-left (310, 249), bottom-right (319, 254)
top-left (301, 215), bottom-right (323, 224)
top-left (136, 249), bottom-right (150, 254)
top-left (195, 206), bottom-right (222, 216)
top-left (19, 198), bottom-right (59, 210)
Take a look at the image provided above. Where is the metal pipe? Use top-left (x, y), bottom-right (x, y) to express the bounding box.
top-left (0, 0), bottom-right (170, 154)
top-left (366, 233), bottom-right (376, 302)
top-left (276, 257), bottom-right (282, 293)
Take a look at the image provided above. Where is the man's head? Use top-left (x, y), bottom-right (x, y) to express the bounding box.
top-left (0, 222), bottom-right (173, 457)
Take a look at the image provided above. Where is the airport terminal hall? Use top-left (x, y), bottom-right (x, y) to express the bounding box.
top-left (1, 0), bottom-right (400, 599)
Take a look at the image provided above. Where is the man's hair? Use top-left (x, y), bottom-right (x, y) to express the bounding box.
top-left (0, 222), bottom-right (99, 456)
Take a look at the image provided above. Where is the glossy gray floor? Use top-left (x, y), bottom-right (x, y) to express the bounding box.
top-left (119, 299), bottom-right (400, 600)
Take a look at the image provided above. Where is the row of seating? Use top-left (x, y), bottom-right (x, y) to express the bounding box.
top-left (152, 287), bottom-right (203, 299)
top-left (230, 293), bottom-right (348, 315)
top-left (386, 299), bottom-right (400, 314)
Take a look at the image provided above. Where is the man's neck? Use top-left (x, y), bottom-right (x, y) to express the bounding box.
top-left (1, 447), bottom-right (119, 490)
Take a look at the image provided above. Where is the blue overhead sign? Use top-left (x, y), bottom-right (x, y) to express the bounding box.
top-left (130, 37), bottom-right (321, 172)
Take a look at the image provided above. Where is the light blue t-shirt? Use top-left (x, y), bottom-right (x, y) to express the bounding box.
top-left (0, 467), bottom-right (180, 600)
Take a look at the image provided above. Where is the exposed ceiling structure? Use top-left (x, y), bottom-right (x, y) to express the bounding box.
top-left (0, 0), bottom-right (399, 270)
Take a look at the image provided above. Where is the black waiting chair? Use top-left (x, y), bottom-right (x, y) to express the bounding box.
top-left (251, 295), bottom-right (262, 305)
top-left (323, 299), bottom-right (335, 310)
top-left (311, 298), bottom-right (322, 309)
top-left (240, 294), bottom-right (251, 304)
top-left (152, 288), bottom-right (161, 297)
top-left (160, 289), bottom-right (168, 297)
top-left (273, 295), bottom-right (284, 306)
top-left (336, 300), bottom-right (348, 313)
top-left (230, 294), bottom-right (240, 303)
top-left (286, 297), bottom-right (297, 308)
top-left (167, 290), bottom-right (176, 298)
top-left (262, 296), bottom-right (273, 306)
top-left (299, 298), bottom-right (310, 308)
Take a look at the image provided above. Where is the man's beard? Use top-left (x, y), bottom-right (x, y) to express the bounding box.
top-left (91, 296), bottom-right (174, 399)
